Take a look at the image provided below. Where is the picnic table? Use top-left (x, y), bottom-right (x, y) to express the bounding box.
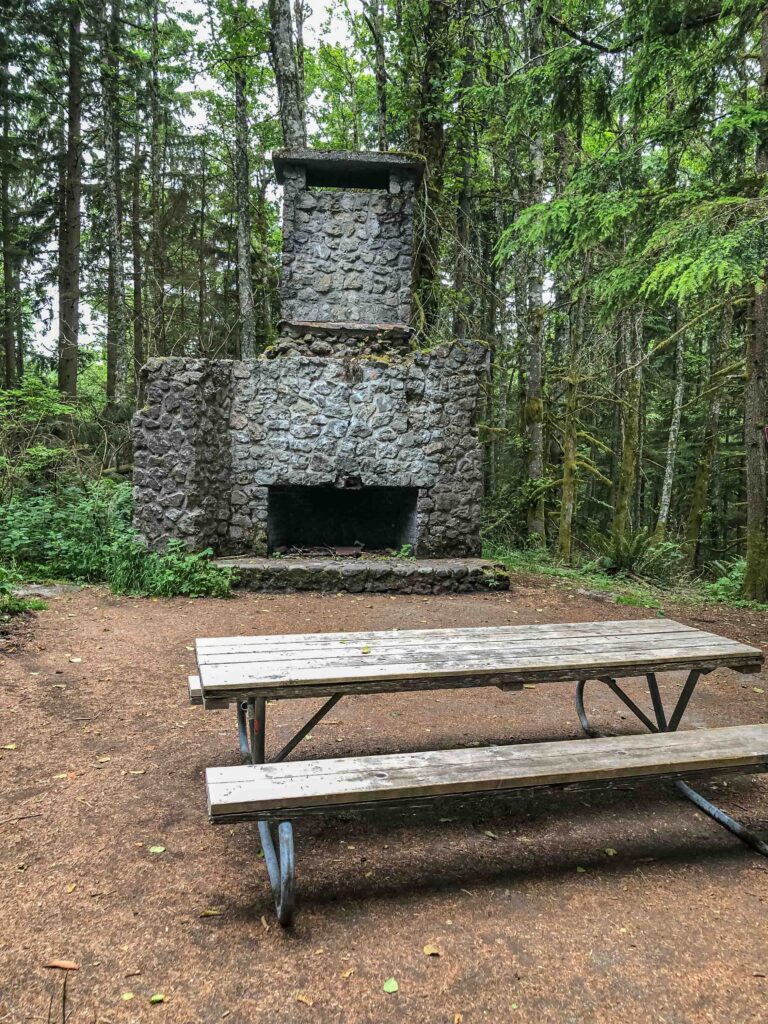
top-left (190, 618), bottom-right (767, 925)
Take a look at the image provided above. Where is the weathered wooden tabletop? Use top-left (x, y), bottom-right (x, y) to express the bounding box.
top-left (195, 618), bottom-right (764, 702)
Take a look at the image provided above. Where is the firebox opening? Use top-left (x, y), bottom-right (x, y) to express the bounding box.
top-left (267, 485), bottom-right (418, 553)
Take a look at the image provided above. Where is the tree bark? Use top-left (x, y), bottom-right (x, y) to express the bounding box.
top-left (744, 8), bottom-right (768, 600)
top-left (267, 0), bottom-right (306, 148)
top-left (130, 129), bottom-right (144, 394)
top-left (57, 6), bottom-right (82, 397)
top-left (557, 290), bottom-right (585, 562)
top-left (682, 308), bottom-right (730, 564)
top-left (363, 0), bottom-right (388, 151)
top-left (524, 2), bottom-right (546, 543)
top-left (452, 4), bottom-right (474, 341)
top-left (234, 63), bottom-right (256, 358)
top-left (292, 0), bottom-right (306, 131)
top-left (0, 40), bottom-right (15, 388)
top-left (100, 0), bottom-right (130, 405)
top-left (612, 311), bottom-right (643, 546)
top-left (148, 0), bottom-right (165, 356)
top-left (412, 0), bottom-right (450, 334)
top-left (653, 327), bottom-right (685, 540)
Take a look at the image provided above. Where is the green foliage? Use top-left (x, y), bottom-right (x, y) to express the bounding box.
top-left (393, 543), bottom-right (414, 559)
top-left (585, 529), bottom-right (688, 586)
top-left (0, 481), bottom-right (233, 598)
top-left (0, 564), bottom-right (47, 616)
top-left (0, 377), bottom-right (78, 496)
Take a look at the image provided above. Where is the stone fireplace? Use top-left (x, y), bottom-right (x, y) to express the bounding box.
top-left (132, 149), bottom-right (488, 563)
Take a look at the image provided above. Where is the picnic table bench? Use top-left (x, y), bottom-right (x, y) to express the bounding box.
top-left (191, 618), bottom-right (767, 925)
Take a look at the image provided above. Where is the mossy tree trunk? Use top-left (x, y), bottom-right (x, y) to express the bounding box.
top-left (612, 312), bottom-right (643, 546)
top-left (744, 9), bottom-right (768, 601)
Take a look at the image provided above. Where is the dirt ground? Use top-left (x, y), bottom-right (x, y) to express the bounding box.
top-left (1, 576), bottom-right (767, 1024)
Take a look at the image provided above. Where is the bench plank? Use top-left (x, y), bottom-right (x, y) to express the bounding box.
top-left (206, 723), bottom-right (768, 821)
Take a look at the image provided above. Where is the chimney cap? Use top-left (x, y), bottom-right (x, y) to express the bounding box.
top-left (273, 148), bottom-right (425, 189)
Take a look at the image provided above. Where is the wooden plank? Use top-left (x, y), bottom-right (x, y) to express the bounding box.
top-left (197, 631), bottom-right (749, 669)
top-left (206, 723), bottom-right (768, 820)
top-left (198, 641), bottom-right (761, 694)
top-left (188, 675), bottom-right (202, 704)
top-left (196, 617), bottom-right (696, 652)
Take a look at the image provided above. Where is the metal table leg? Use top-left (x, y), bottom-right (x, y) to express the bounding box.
top-left (575, 672), bottom-right (768, 857)
top-left (240, 696), bottom-right (296, 926)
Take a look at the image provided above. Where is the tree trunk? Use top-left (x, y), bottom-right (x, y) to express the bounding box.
top-left (130, 130), bottom-right (144, 394)
top-left (523, 1), bottom-right (546, 543)
top-left (653, 327), bottom-right (685, 540)
top-left (363, 0), bottom-right (388, 151)
top-left (683, 308), bottom-right (730, 563)
top-left (267, 0), bottom-right (306, 148)
top-left (412, 0), bottom-right (450, 334)
top-left (100, 0), bottom-right (130, 405)
top-left (234, 65), bottom-right (256, 358)
top-left (197, 140), bottom-right (207, 354)
top-left (57, 6), bottom-right (81, 397)
top-left (148, 0), bottom-right (165, 356)
top-left (292, 0), bottom-right (306, 131)
top-left (557, 290), bottom-right (585, 562)
top-left (612, 312), bottom-right (643, 546)
top-left (744, 8), bottom-right (768, 600)
top-left (452, 5), bottom-right (474, 341)
top-left (0, 41), bottom-right (15, 388)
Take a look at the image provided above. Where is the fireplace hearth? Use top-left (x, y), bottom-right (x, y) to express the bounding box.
top-left (267, 485), bottom-right (417, 553)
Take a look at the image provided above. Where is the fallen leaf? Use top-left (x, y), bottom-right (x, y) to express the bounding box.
top-left (69, 657), bottom-right (82, 663)
top-left (361, 645), bottom-right (371, 654)
top-left (522, 683), bottom-right (536, 689)
top-left (339, 639), bottom-right (349, 645)
top-left (754, 687), bottom-right (764, 694)
top-left (52, 772), bottom-right (68, 779)
top-left (296, 993), bottom-right (314, 1007)
top-left (383, 977), bottom-right (399, 994)
top-left (128, 769), bottom-right (145, 776)
top-left (122, 992), bottom-right (134, 1001)
top-left (97, 756), bottom-right (111, 763)
top-left (454, 1015), bottom-right (463, 1024)
top-left (199, 908), bottom-right (223, 917)
top-left (604, 848), bottom-right (617, 856)
top-left (65, 883), bottom-right (76, 894)
top-left (149, 993), bottom-right (166, 1004)
top-left (45, 959), bottom-right (79, 971)
top-left (1, 743), bottom-right (17, 750)
top-left (341, 967), bottom-right (355, 978)
top-left (576, 866), bottom-right (587, 873)
top-left (260, 915), bottom-right (270, 932)
top-left (423, 944), bottom-right (441, 957)
top-left (148, 845), bottom-right (166, 855)
top-left (482, 830), bottom-right (498, 840)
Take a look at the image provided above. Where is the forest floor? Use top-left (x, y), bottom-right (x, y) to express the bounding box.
top-left (1, 576), bottom-right (767, 1024)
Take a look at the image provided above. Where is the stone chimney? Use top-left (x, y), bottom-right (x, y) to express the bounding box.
top-left (273, 149), bottom-right (425, 329)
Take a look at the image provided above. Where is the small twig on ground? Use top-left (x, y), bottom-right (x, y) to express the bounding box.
top-left (0, 812), bottom-right (44, 827)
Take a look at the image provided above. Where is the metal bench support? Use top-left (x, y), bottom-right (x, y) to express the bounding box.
top-left (576, 672), bottom-right (768, 858)
top-left (235, 693), bottom-right (344, 925)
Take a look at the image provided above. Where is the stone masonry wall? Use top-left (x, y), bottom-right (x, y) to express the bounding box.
top-left (133, 343), bottom-right (487, 558)
top-left (280, 166), bottom-right (415, 325)
top-left (133, 359), bottom-right (233, 550)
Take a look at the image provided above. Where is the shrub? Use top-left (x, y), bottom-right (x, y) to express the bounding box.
top-left (703, 559), bottom-right (747, 604)
top-left (0, 480), bottom-right (233, 599)
top-left (585, 529), bottom-right (687, 586)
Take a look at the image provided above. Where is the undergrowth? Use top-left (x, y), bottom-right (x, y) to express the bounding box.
top-left (0, 481), bottom-right (233, 599)
top-left (486, 544), bottom-right (768, 612)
